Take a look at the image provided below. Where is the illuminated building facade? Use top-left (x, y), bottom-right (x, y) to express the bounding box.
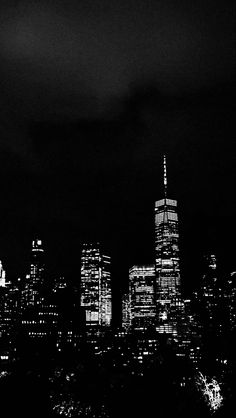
top-left (155, 156), bottom-right (182, 334)
top-left (21, 296), bottom-right (59, 342)
top-left (80, 243), bottom-right (112, 327)
top-left (23, 239), bottom-right (45, 307)
top-left (122, 292), bottom-right (132, 330)
top-left (0, 262), bottom-right (6, 339)
top-left (0, 261), bottom-right (6, 288)
top-left (225, 271), bottom-right (236, 331)
top-left (192, 255), bottom-right (229, 370)
top-left (177, 298), bottom-right (203, 365)
top-left (0, 286), bottom-right (7, 337)
top-left (129, 265), bottom-right (156, 331)
top-left (0, 278), bottom-right (21, 365)
top-left (194, 255), bottom-right (223, 338)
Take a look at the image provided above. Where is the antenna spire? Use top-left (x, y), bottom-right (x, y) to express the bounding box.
top-left (163, 154), bottom-right (167, 197)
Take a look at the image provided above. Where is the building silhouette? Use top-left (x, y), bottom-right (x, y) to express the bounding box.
top-left (192, 254), bottom-right (229, 370)
top-left (80, 243), bottom-right (112, 328)
top-left (193, 255), bottom-right (225, 339)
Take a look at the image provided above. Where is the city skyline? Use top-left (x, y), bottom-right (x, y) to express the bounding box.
top-left (0, 154), bottom-right (235, 332)
top-left (0, 1), bottom-right (235, 417)
top-left (0, 158), bottom-right (235, 416)
top-left (0, 156), bottom-right (235, 305)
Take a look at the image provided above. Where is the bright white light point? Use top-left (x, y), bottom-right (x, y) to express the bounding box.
top-left (196, 371), bottom-right (223, 413)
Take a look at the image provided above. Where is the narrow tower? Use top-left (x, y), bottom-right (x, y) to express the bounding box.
top-left (23, 239), bottom-right (45, 307)
top-left (154, 155), bottom-right (181, 334)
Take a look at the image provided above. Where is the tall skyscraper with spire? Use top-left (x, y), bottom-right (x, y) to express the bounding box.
top-left (154, 155), bottom-right (182, 334)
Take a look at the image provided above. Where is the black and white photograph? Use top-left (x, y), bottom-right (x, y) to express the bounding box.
top-left (0, 1), bottom-right (235, 417)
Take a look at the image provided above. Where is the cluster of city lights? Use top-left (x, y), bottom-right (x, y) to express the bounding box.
top-left (196, 371), bottom-right (223, 413)
top-left (52, 399), bottom-right (109, 418)
top-left (52, 399), bottom-right (79, 417)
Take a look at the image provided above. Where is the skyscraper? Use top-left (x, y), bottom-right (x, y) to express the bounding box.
top-left (122, 292), bottom-right (132, 331)
top-left (194, 255), bottom-right (224, 339)
top-left (128, 265), bottom-right (156, 331)
top-left (155, 156), bottom-right (182, 334)
top-left (0, 261), bottom-right (6, 288)
top-left (192, 254), bottom-right (229, 370)
top-left (80, 243), bottom-right (112, 328)
top-left (226, 271), bottom-right (236, 331)
top-left (0, 278), bottom-right (22, 363)
top-left (23, 239), bottom-right (45, 307)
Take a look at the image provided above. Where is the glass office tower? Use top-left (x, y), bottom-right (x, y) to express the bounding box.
top-left (80, 243), bottom-right (112, 327)
top-left (129, 265), bottom-right (156, 331)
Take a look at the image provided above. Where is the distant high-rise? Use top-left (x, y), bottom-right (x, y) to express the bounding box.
top-left (0, 277), bottom-right (21, 360)
top-left (192, 254), bottom-right (228, 368)
top-left (0, 261), bottom-right (6, 287)
top-left (194, 255), bottom-right (224, 338)
top-left (23, 239), bottom-right (45, 306)
top-left (226, 271), bottom-right (236, 331)
top-left (21, 294), bottom-right (59, 343)
top-left (128, 265), bottom-right (156, 331)
top-left (122, 293), bottom-right (132, 331)
top-left (155, 156), bottom-right (181, 334)
top-left (80, 243), bottom-right (112, 328)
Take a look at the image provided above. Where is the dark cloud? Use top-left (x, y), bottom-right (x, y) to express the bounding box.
top-left (0, 0), bottom-right (234, 120)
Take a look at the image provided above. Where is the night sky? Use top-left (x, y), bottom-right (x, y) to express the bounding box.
top-left (0, 1), bottom-right (235, 303)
